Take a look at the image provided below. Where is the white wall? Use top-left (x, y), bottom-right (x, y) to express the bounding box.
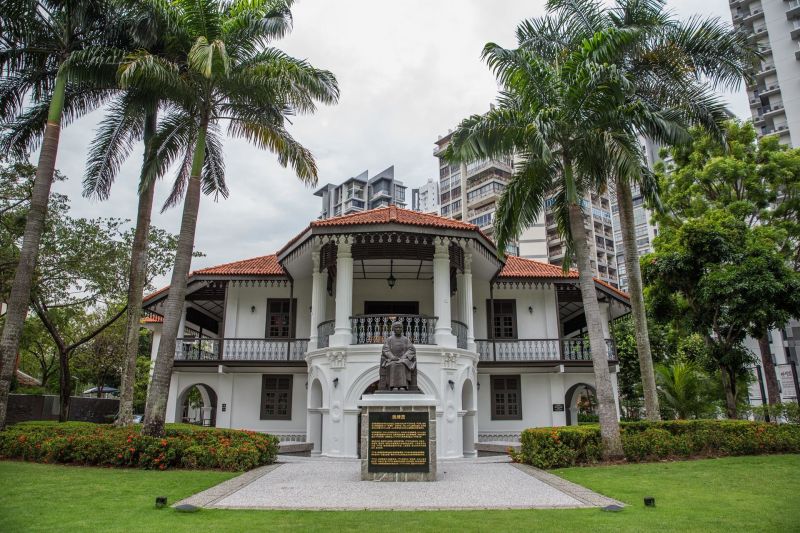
top-left (476, 371), bottom-right (606, 436)
top-left (224, 283), bottom-right (312, 339)
top-left (472, 285), bottom-right (560, 340)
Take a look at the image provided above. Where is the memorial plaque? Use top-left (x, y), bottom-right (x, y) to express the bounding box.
top-left (552, 403), bottom-right (565, 412)
top-left (368, 411), bottom-right (429, 473)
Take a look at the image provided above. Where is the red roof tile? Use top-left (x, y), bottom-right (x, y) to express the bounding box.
top-left (192, 254), bottom-right (285, 276)
top-left (499, 256), bottom-right (579, 279)
top-left (142, 285), bottom-right (169, 303)
top-left (310, 205), bottom-right (479, 231)
top-left (141, 316), bottom-right (163, 324)
top-left (595, 277), bottom-right (630, 301)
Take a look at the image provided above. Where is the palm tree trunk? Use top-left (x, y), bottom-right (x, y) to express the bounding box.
top-left (0, 71), bottom-right (67, 430)
top-left (568, 201), bottom-right (623, 459)
top-left (615, 179), bottom-right (660, 420)
top-left (116, 110), bottom-right (158, 427)
top-left (757, 331), bottom-right (781, 405)
top-left (141, 118), bottom-right (208, 437)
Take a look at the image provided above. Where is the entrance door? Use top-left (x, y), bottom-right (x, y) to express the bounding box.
top-left (364, 301), bottom-right (419, 315)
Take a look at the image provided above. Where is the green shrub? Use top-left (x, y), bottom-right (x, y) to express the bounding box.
top-left (518, 419), bottom-right (800, 469)
top-left (0, 422), bottom-right (279, 471)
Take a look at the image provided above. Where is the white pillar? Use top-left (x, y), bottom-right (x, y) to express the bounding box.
top-left (463, 254), bottom-right (475, 351)
top-left (332, 241), bottom-right (353, 346)
top-left (550, 375), bottom-right (567, 426)
top-left (178, 304), bottom-right (187, 337)
top-left (434, 241), bottom-right (457, 347)
top-left (308, 250), bottom-right (326, 350)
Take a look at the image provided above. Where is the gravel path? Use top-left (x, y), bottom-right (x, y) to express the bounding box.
top-left (206, 456), bottom-right (594, 510)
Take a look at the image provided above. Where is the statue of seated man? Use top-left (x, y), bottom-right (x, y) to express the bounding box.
top-left (380, 321), bottom-right (417, 391)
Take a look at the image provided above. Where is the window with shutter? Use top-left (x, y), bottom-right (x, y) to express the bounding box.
top-left (261, 374), bottom-right (293, 420)
top-left (491, 375), bottom-right (522, 420)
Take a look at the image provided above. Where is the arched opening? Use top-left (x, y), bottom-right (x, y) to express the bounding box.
top-left (177, 383), bottom-right (217, 427)
top-left (461, 379), bottom-right (476, 457)
top-left (357, 380), bottom-right (380, 458)
top-left (565, 383), bottom-right (597, 426)
top-left (309, 379), bottom-right (324, 455)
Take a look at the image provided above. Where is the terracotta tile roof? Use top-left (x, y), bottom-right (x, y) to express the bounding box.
top-left (142, 285), bottom-right (169, 303)
top-left (192, 254), bottom-right (285, 276)
top-left (595, 277), bottom-right (630, 301)
top-left (141, 316), bottom-right (163, 324)
top-left (310, 205), bottom-right (479, 231)
top-left (16, 369), bottom-right (41, 387)
top-left (499, 255), bottom-right (579, 279)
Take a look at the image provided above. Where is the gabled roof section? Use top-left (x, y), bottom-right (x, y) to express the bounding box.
top-left (311, 205), bottom-right (478, 231)
top-left (192, 254), bottom-right (285, 276)
top-left (499, 255), bottom-right (578, 279)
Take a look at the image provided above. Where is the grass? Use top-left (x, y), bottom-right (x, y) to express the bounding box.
top-left (0, 455), bottom-right (798, 532)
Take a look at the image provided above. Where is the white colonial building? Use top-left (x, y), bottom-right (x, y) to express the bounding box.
top-left (143, 206), bottom-right (630, 458)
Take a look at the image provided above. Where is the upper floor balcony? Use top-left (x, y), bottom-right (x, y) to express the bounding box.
top-left (476, 338), bottom-right (617, 363)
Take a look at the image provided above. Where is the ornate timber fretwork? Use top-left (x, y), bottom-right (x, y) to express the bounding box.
top-left (314, 232), bottom-right (473, 272)
top-left (493, 279), bottom-right (557, 290)
top-left (229, 279), bottom-right (289, 288)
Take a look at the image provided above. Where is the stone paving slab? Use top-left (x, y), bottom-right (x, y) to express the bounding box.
top-left (197, 455), bottom-right (604, 510)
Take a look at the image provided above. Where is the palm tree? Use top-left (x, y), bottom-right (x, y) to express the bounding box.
top-left (0, 0), bottom-right (126, 429)
top-left (447, 26), bottom-right (722, 457)
top-left (510, 0), bottom-right (756, 421)
top-left (655, 361), bottom-right (712, 419)
top-left (120, 0), bottom-right (339, 437)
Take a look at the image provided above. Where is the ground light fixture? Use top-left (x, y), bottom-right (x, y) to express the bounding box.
top-left (644, 496), bottom-right (656, 507)
top-left (155, 496), bottom-right (167, 509)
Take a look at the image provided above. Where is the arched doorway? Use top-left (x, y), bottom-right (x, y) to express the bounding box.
top-left (177, 383), bottom-right (217, 427)
top-left (461, 379), bottom-right (476, 457)
top-left (309, 379), bottom-right (324, 455)
top-left (565, 383), bottom-right (597, 426)
top-left (357, 380), bottom-right (380, 458)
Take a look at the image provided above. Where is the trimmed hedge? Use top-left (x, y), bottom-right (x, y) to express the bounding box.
top-left (0, 421), bottom-right (279, 471)
top-left (517, 420), bottom-right (800, 469)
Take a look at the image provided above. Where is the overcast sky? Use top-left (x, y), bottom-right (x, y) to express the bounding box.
top-left (45, 0), bottom-right (747, 286)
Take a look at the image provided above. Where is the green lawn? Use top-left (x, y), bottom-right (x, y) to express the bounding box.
top-left (1, 455), bottom-right (798, 532)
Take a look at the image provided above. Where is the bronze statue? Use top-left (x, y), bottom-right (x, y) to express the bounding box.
top-left (379, 321), bottom-right (417, 391)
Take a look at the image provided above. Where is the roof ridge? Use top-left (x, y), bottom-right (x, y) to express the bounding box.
top-left (310, 205), bottom-right (392, 226)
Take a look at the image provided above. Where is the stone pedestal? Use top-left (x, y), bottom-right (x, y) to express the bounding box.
top-left (357, 394), bottom-right (437, 481)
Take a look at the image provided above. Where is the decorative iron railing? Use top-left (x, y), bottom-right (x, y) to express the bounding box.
top-left (475, 338), bottom-right (617, 362)
top-left (452, 320), bottom-right (468, 350)
top-left (317, 320), bottom-right (335, 349)
top-left (350, 314), bottom-right (437, 345)
top-left (175, 338), bottom-right (309, 361)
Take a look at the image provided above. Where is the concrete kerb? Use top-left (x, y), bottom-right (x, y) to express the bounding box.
top-left (511, 463), bottom-right (626, 508)
top-left (172, 463), bottom-right (283, 509)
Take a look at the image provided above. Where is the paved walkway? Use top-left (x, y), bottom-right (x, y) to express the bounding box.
top-left (177, 455), bottom-right (622, 510)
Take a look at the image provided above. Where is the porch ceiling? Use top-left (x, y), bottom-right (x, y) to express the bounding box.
top-left (354, 258), bottom-right (433, 280)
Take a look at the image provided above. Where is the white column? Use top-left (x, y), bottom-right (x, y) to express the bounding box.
top-left (308, 250), bottom-right (325, 350)
top-left (463, 254), bottom-right (475, 351)
top-left (332, 241), bottom-right (353, 346)
top-left (434, 241), bottom-right (457, 347)
top-left (178, 304), bottom-right (187, 337)
top-left (550, 374), bottom-right (567, 426)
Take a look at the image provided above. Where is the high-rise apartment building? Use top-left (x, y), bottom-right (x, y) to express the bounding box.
top-left (731, 0), bottom-right (800, 146)
top-left (433, 131), bottom-right (515, 248)
top-left (411, 178), bottom-right (440, 214)
top-left (434, 127), bottom-right (619, 285)
top-left (314, 166), bottom-right (407, 219)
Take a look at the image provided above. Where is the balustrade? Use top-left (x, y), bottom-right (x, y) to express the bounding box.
top-left (475, 338), bottom-right (617, 362)
top-left (451, 320), bottom-right (468, 349)
top-left (350, 314), bottom-right (436, 345)
top-left (174, 337), bottom-right (309, 361)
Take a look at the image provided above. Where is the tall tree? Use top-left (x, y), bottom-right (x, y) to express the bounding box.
top-left (121, 0), bottom-right (339, 437)
top-left (446, 27), bottom-right (693, 457)
top-left (656, 122), bottom-right (800, 406)
top-left (82, 1), bottom-right (187, 427)
top-left (643, 209), bottom-right (800, 418)
top-left (512, 0), bottom-right (755, 421)
top-left (0, 0), bottom-right (125, 429)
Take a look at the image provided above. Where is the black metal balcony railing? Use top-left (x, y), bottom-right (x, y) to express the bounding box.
top-left (350, 314), bottom-right (437, 345)
top-left (317, 320), bottom-right (335, 349)
top-left (175, 338), bottom-right (309, 362)
top-left (475, 338), bottom-right (617, 362)
top-left (452, 320), bottom-right (468, 350)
